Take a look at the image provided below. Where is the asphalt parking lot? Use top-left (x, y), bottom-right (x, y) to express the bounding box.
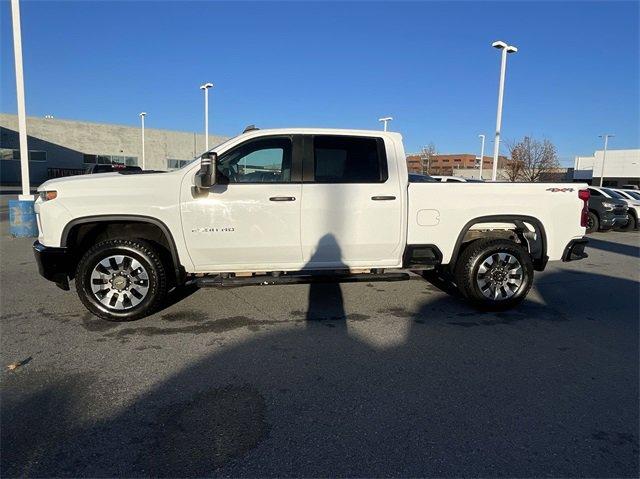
top-left (1, 219), bottom-right (639, 477)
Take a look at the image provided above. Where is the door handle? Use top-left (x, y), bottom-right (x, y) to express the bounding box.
top-left (269, 196), bottom-right (296, 201)
top-left (371, 195), bottom-right (396, 201)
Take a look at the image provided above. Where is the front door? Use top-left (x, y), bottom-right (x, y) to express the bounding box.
top-left (181, 135), bottom-right (303, 272)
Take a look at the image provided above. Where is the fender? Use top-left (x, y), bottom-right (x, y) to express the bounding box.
top-left (60, 214), bottom-right (185, 283)
top-left (450, 214), bottom-right (548, 271)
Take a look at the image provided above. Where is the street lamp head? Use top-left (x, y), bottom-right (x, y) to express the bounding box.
top-left (599, 134), bottom-right (615, 138)
top-left (139, 112), bottom-right (146, 117)
top-left (200, 82), bottom-right (214, 90)
top-left (478, 134), bottom-right (485, 139)
top-left (378, 117), bottom-right (393, 122)
top-left (492, 40), bottom-right (518, 53)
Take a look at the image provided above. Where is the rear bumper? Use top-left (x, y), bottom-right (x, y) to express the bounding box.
top-left (562, 238), bottom-right (589, 262)
top-left (33, 241), bottom-right (72, 290)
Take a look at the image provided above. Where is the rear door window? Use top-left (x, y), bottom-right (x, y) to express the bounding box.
top-left (312, 136), bottom-right (387, 183)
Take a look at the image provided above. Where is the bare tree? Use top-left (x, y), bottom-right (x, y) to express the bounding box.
top-left (504, 157), bottom-right (524, 182)
top-left (420, 142), bottom-right (437, 175)
top-left (507, 136), bottom-right (560, 182)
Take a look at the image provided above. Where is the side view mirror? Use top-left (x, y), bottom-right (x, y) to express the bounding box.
top-left (195, 151), bottom-right (217, 190)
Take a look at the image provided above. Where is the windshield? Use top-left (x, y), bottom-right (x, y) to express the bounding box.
top-left (626, 190), bottom-right (640, 200)
top-left (602, 188), bottom-right (624, 199)
top-left (178, 136), bottom-right (237, 169)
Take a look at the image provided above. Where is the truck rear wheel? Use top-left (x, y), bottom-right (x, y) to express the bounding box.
top-left (75, 239), bottom-right (168, 321)
top-left (454, 239), bottom-right (534, 310)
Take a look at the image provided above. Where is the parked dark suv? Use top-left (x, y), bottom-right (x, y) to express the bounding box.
top-left (586, 186), bottom-right (628, 233)
top-left (85, 164), bottom-right (142, 174)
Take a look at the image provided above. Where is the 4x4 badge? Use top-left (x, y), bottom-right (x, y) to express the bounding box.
top-left (546, 187), bottom-right (574, 192)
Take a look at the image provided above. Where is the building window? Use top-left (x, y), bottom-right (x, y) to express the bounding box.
top-left (167, 159), bottom-right (191, 170)
top-left (83, 154), bottom-right (138, 166)
top-left (0, 148), bottom-right (46, 162)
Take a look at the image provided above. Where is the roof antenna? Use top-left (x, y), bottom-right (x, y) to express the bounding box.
top-left (243, 124), bottom-right (259, 133)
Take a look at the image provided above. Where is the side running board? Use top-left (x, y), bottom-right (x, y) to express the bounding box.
top-left (196, 272), bottom-right (411, 288)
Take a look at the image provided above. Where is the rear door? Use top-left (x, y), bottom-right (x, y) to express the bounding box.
top-left (180, 135), bottom-right (303, 271)
top-left (300, 134), bottom-right (403, 268)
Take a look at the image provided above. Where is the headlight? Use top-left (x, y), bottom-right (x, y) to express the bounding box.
top-left (602, 201), bottom-right (615, 209)
top-left (39, 190), bottom-right (57, 201)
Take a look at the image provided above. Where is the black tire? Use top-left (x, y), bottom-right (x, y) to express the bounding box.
top-left (75, 239), bottom-right (168, 321)
top-left (586, 211), bottom-right (599, 234)
top-left (454, 239), bottom-right (534, 311)
top-left (615, 214), bottom-right (636, 232)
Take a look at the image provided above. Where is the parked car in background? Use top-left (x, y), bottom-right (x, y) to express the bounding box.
top-left (408, 173), bottom-right (437, 183)
top-left (431, 175), bottom-right (484, 183)
top-left (621, 184), bottom-right (639, 190)
top-left (586, 186), bottom-right (629, 233)
top-left (611, 189), bottom-right (640, 231)
top-left (620, 189), bottom-right (640, 201)
top-left (85, 164), bottom-right (142, 174)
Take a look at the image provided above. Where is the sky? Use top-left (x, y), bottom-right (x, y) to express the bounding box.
top-left (1, 1), bottom-right (639, 166)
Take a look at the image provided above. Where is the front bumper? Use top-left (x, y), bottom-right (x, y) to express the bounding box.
top-left (562, 238), bottom-right (589, 262)
top-left (600, 212), bottom-right (629, 230)
top-left (33, 241), bottom-right (72, 290)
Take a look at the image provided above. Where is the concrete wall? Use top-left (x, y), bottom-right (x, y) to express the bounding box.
top-left (0, 114), bottom-right (228, 184)
top-left (573, 149), bottom-right (640, 185)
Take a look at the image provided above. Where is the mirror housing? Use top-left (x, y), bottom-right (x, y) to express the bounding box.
top-left (195, 151), bottom-right (217, 190)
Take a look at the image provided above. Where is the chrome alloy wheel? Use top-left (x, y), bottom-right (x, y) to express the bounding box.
top-left (476, 252), bottom-right (524, 301)
top-left (90, 254), bottom-right (150, 310)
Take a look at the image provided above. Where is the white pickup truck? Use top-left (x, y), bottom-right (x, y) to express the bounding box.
top-left (33, 128), bottom-right (590, 321)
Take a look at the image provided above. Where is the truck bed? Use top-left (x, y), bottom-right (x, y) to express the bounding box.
top-left (407, 182), bottom-right (587, 264)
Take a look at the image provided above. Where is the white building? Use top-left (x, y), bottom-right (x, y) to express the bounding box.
top-left (573, 149), bottom-right (640, 187)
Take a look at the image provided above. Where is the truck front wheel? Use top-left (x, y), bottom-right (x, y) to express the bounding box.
top-left (75, 239), bottom-right (168, 321)
top-left (454, 239), bottom-right (534, 310)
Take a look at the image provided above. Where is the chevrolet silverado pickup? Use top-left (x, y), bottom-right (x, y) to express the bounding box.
top-left (33, 128), bottom-right (589, 321)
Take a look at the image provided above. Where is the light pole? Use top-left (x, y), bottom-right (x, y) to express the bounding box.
top-left (139, 112), bottom-right (146, 170)
top-left (378, 117), bottom-right (393, 132)
top-left (11, 0), bottom-right (30, 201)
top-left (598, 134), bottom-right (614, 187)
top-left (491, 40), bottom-right (518, 181)
top-left (200, 82), bottom-right (214, 150)
top-left (478, 134), bottom-right (486, 180)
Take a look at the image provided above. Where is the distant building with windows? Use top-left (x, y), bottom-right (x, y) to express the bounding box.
top-left (0, 113), bottom-right (227, 185)
top-left (406, 153), bottom-right (510, 176)
top-left (573, 149), bottom-right (640, 187)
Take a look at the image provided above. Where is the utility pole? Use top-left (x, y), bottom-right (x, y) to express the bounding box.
top-left (478, 134), bottom-right (486, 180)
top-left (491, 40), bottom-right (518, 181)
top-left (378, 117), bottom-right (393, 132)
top-left (598, 134), bottom-right (614, 187)
top-left (139, 112), bottom-right (146, 170)
top-left (200, 82), bottom-right (214, 150)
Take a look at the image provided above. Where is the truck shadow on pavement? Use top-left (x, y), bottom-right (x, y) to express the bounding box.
top-left (586, 236), bottom-right (640, 258)
top-left (2, 269), bottom-right (639, 477)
